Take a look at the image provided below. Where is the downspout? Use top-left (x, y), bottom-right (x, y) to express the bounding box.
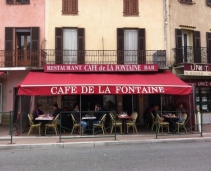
top-left (163, 0), bottom-right (168, 68)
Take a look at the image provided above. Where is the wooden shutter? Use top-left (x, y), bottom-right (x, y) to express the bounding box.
top-left (6, 0), bottom-right (14, 4)
top-left (123, 0), bottom-right (138, 15)
top-left (117, 28), bottom-right (124, 64)
top-left (138, 29), bottom-right (146, 64)
top-left (31, 27), bottom-right (39, 66)
top-left (193, 31), bottom-right (201, 63)
top-left (62, 0), bottom-right (78, 14)
top-left (175, 29), bottom-right (183, 63)
top-left (55, 28), bottom-right (63, 64)
top-left (5, 27), bottom-right (13, 67)
top-left (131, 0), bottom-right (139, 15)
top-left (78, 28), bottom-right (85, 64)
top-left (207, 32), bottom-right (211, 63)
top-left (207, 0), bottom-right (211, 6)
top-left (21, 0), bottom-right (30, 4)
top-left (123, 0), bottom-right (130, 15)
top-left (71, 0), bottom-right (78, 14)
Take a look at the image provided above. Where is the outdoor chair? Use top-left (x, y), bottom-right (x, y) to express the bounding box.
top-left (93, 114), bottom-right (107, 134)
top-left (126, 112), bottom-right (138, 134)
top-left (71, 114), bottom-right (81, 135)
top-left (156, 114), bottom-right (169, 133)
top-left (28, 114), bottom-right (41, 135)
top-left (45, 114), bottom-right (60, 135)
top-left (109, 113), bottom-right (122, 134)
top-left (176, 113), bottom-right (187, 133)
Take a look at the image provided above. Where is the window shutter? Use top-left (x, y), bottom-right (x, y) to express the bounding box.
top-left (5, 27), bottom-right (13, 50)
top-left (31, 27), bottom-right (39, 50)
top-left (131, 0), bottom-right (138, 15)
top-left (21, 0), bottom-right (30, 4)
top-left (193, 31), bottom-right (201, 63)
top-left (78, 28), bottom-right (85, 64)
top-left (63, 0), bottom-right (70, 14)
top-left (175, 29), bottom-right (183, 64)
top-left (55, 28), bottom-right (63, 64)
top-left (71, 0), bottom-right (78, 14)
top-left (6, 0), bottom-right (14, 4)
top-left (117, 28), bottom-right (124, 64)
top-left (31, 27), bottom-right (39, 66)
top-left (207, 0), bottom-right (211, 6)
top-left (5, 27), bottom-right (13, 67)
top-left (123, 0), bottom-right (130, 15)
top-left (138, 29), bottom-right (146, 64)
top-left (206, 32), bottom-right (211, 63)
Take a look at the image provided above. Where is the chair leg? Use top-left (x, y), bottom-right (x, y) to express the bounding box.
top-left (120, 126), bottom-right (122, 134)
top-left (183, 125), bottom-right (187, 133)
top-left (134, 125), bottom-right (138, 134)
top-left (151, 122), bottom-right (154, 131)
top-left (102, 127), bottom-right (104, 134)
top-left (177, 125), bottom-right (180, 133)
top-left (38, 127), bottom-right (41, 135)
top-left (28, 127), bottom-right (32, 135)
top-left (71, 127), bottom-right (74, 135)
top-left (45, 127), bottom-right (47, 135)
top-left (54, 127), bottom-right (57, 135)
top-left (110, 125), bottom-right (113, 134)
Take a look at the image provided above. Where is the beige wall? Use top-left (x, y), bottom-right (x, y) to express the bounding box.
top-left (46, 0), bottom-right (165, 51)
top-left (168, 0), bottom-right (211, 65)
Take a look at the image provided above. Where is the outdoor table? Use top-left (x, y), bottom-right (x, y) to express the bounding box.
top-left (82, 116), bottom-right (96, 134)
top-left (35, 115), bottom-right (54, 135)
top-left (163, 115), bottom-right (179, 133)
top-left (118, 114), bottom-right (132, 134)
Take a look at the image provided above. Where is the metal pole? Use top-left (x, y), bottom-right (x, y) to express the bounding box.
top-left (114, 111), bottom-right (116, 140)
top-left (161, 95), bottom-right (163, 134)
top-left (201, 111), bottom-right (203, 137)
top-left (9, 111), bottom-right (13, 144)
top-left (59, 111), bottom-right (61, 142)
top-left (189, 93), bottom-right (192, 133)
top-left (20, 96), bottom-right (22, 136)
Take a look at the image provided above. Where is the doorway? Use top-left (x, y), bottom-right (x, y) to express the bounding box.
top-left (16, 30), bottom-right (31, 66)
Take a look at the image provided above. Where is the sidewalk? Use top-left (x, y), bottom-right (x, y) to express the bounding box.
top-left (0, 124), bottom-right (211, 149)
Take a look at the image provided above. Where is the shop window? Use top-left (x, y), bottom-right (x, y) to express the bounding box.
top-left (196, 87), bottom-right (211, 112)
top-left (123, 0), bottom-right (139, 16)
top-left (6, 0), bottom-right (30, 4)
top-left (62, 0), bottom-right (78, 14)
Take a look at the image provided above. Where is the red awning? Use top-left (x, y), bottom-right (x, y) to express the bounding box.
top-left (17, 71), bottom-right (192, 95)
top-left (0, 72), bottom-right (4, 75)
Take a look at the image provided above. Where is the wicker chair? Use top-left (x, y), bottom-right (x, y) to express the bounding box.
top-left (109, 113), bottom-right (122, 134)
top-left (156, 114), bottom-right (169, 133)
top-left (126, 112), bottom-right (138, 134)
top-left (176, 113), bottom-right (187, 133)
top-left (93, 114), bottom-right (107, 134)
top-left (71, 114), bottom-right (81, 135)
top-left (45, 114), bottom-right (60, 135)
top-left (28, 114), bottom-right (41, 135)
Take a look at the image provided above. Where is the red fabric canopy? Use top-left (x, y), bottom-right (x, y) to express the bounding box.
top-left (0, 72), bottom-right (4, 75)
top-left (17, 71), bottom-right (192, 95)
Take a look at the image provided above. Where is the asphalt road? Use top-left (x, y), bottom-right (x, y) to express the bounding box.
top-left (0, 142), bottom-right (211, 171)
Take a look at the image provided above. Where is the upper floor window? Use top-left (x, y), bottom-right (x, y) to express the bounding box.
top-left (178, 0), bottom-right (194, 4)
top-left (62, 0), bottom-right (78, 14)
top-left (6, 0), bottom-right (30, 4)
top-left (123, 0), bottom-right (139, 16)
top-left (207, 0), bottom-right (211, 6)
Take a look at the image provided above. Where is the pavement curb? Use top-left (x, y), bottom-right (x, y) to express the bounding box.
top-left (0, 137), bottom-right (211, 150)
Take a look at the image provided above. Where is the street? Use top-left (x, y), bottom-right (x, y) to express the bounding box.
top-left (0, 142), bottom-right (211, 171)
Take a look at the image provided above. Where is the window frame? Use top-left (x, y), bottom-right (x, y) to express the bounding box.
top-left (62, 0), bottom-right (78, 15)
top-left (123, 0), bottom-right (139, 16)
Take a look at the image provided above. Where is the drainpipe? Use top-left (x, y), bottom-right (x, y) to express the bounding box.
top-left (163, 0), bottom-right (168, 68)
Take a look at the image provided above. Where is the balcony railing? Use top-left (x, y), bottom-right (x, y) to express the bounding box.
top-left (0, 50), bottom-right (166, 68)
top-left (173, 46), bottom-right (211, 64)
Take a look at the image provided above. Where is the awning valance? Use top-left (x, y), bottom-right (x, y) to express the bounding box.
top-left (17, 71), bottom-right (192, 95)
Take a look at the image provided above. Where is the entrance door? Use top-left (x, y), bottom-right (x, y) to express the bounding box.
top-left (16, 31), bottom-right (31, 66)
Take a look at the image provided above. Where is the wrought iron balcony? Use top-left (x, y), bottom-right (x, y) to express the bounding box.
top-left (0, 50), bottom-right (166, 68)
top-left (173, 46), bottom-right (211, 64)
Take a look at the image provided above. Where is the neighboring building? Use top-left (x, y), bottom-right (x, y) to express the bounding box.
top-left (168, 0), bottom-right (211, 123)
top-left (0, 0), bottom-right (45, 125)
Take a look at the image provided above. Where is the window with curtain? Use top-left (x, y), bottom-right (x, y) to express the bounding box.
top-left (62, 0), bottom-right (78, 14)
top-left (63, 29), bottom-right (77, 64)
top-left (124, 30), bottom-right (138, 64)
